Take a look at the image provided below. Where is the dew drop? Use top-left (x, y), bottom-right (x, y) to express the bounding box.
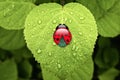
top-left (41, 11), bottom-right (45, 13)
top-left (47, 32), bottom-right (50, 34)
top-left (52, 13), bottom-right (54, 15)
top-left (46, 9), bottom-right (49, 11)
top-left (12, 4), bottom-right (15, 8)
top-left (58, 63), bottom-right (61, 69)
top-left (53, 42), bottom-right (56, 46)
top-left (53, 20), bottom-right (57, 24)
top-left (27, 23), bottom-right (30, 26)
top-left (75, 47), bottom-right (79, 51)
top-left (67, 65), bottom-right (70, 67)
top-left (50, 60), bottom-right (54, 63)
top-left (72, 45), bottom-right (76, 51)
top-left (70, 12), bottom-right (73, 15)
top-left (76, 56), bottom-right (80, 60)
top-left (3, 12), bottom-right (6, 17)
top-left (50, 26), bottom-right (52, 29)
top-left (59, 17), bottom-right (61, 20)
top-left (80, 17), bottom-right (85, 20)
top-left (31, 35), bottom-right (34, 38)
top-left (65, 18), bottom-right (67, 21)
top-left (90, 28), bottom-right (93, 31)
top-left (73, 53), bottom-right (76, 56)
top-left (48, 52), bottom-right (52, 56)
top-left (38, 20), bottom-right (42, 24)
top-left (64, 50), bottom-right (66, 52)
top-left (79, 32), bottom-right (82, 35)
top-left (79, 54), bottom-right (82, 57)
top-left (37, 49), bottom-right (42, 54)
top-left (73, 40), bottom-right (76, 43)
top-left (80, 42), bottom-right (83, 44)
top-left (81, 21), bottom-right (84, 24)
top-left (53, 28), bottom-right (55, 31)
top-left (32, 24), bottom-right (36, 27)
top-left (69, 20), bottom-right (72, 23)
top-left (37, 10), bottom-right (40, 13)
top-left (88, 34), bottom-right (92, 37)
top-left (7, 9), bottom-right (10, 12)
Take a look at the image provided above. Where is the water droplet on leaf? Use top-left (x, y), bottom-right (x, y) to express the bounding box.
top-left (65, 18), bottom-right (67, 21)
top-left (12, 4), bottom-right (15, 8)
top-left (70, 12), bottom-right (73, 15)
top-left (90, 28), bottom-right (93, 31)
top-left (73, 53), bottom-right (76, 56)
top-left (3, 12), bottom-right (6, 17)
top-left (75, 47), bottom-right (79, 51)
top-left (58, 63), bottom-right (61, 69)
top-left (38, 20), bottom-right (42, 24)
top-left (27, 23), bottom-right (30, 26)
top-left (41, 11), bottom-right (45, 13)
top-left (32, 24), bottom-right (36, 27)
top-left (80, 17), bottom-right (85, 20)
top-left (79, 32), bottom-right (82, 35)
top-left (53, 42), bottom-right (56, 46)
top-left (53, 29), bottom-right (55, 31)
top-left (67, 65), bottom-right (70, 67)
top-left (37, 49), bottom-right (42, 54)
top-left (69, 20), bottom-right (72, 23)
top-left (53, 20), bottom-right (57, 24)
top-left (72, 45), bottom-right (76, 51)
top-left (48, 52), bottom-right (52, 56)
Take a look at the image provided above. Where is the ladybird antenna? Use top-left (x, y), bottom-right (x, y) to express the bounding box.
top-left (63, 24), bottom-right (69, 30)
top-left (56, 24), bottom-right (61, 30)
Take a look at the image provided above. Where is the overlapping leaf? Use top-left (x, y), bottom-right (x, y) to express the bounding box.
top-left (0, 60), bottom-right (17, 80)
top-left (76, 0), bottom-right (120, 37)
top-left (99, 68), bottom-right (119, 80)
top-left (0, 27), bottom-right (25, 50)
top-left (0, 0), bottom-right (36, 29)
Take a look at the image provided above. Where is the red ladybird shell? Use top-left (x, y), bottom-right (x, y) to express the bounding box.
top-left (53, 24), bottom-right (72, 47)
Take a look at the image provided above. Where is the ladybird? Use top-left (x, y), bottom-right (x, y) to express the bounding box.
top-left (53, 24), bottom-right (72, 47)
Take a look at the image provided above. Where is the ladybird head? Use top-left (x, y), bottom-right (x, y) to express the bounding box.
top-left (56, 24), bottom-right (69, 30)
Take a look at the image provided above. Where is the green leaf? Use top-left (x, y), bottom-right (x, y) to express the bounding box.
top-left (76, 0), bottom-right (120, 37)
top-left (0, 0), bottom-right (36, 30)
top-left (24, 3), bottom-right (97, 80)
top-left (0, 60), bottom-right (17, 80)
top-left (95, 47), bottom-right (119, 68)
top-left (98, 36), bottom-right (111, 48)
top-left (103, 48), bottom-right (119, 67)
top-left (35, 0), bottom-right (51, 4)
top-left (0, 27), bottom-right (25, 50)
top-left (99, 68), bottom-right (119, 80)
top-left (11, 46), bottom-right (33, 63)
top-left (18, 60), bottom-right (32, 78)
top-left (0, 49), bottom-right (7, 60)
top-left (12, 46), bottom-right (32, 59)
top-left (65, 0), bottom-right (75, 3)
top-left (97, 0), bottom-right (116, 11)
top-left (0, 0), bottom-right (36, 2)
top-left (76, 0), bottom-right (103, 20)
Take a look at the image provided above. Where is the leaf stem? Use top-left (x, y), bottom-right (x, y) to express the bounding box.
top-left (60, 0), bottom-right (65, 6)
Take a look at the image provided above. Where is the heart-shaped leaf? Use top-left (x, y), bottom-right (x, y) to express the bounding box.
top-left (0, 0), bottom-right (36, 30)
top-left (24, 3), bottom-right (98, 80)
